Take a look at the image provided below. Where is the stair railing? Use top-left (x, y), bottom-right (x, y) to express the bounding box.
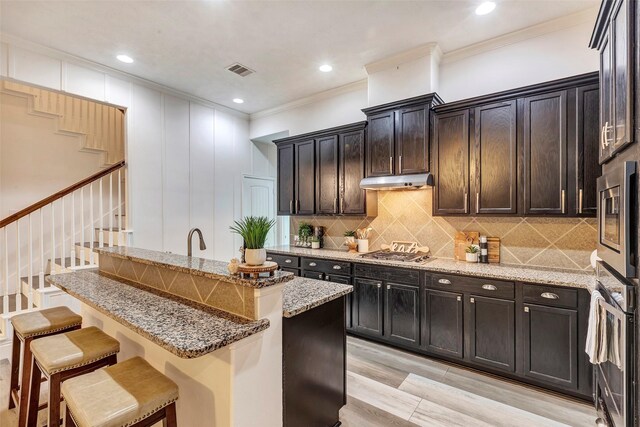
top-left (0, 160), bottom-right (126, 315)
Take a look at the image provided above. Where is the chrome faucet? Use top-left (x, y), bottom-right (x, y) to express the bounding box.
top-left (187, 228), bottom-right (207, 257)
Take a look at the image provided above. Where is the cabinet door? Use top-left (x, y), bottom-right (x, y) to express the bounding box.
top-left (523, 304), bottom-right (578, 390)
top-left (576, 85), bottom-right (601, 216)
top-left (473, 101), bottom-right (517, 214)
top-left (397, 106), bottom-right (428, 174)
top-left (467, 296), bottom-right (515, 372)
top-left (523, 91), bottom-right (568, 215)
top-left (433, 110), bottom-right (470, 215)
top-left (384, 282), bottom-right (420, 347)
top-left (600, 31), bottom-right (613, 163)
top-left (423, 289), bottom-right (464, 359)
top-left (295, 140), bottom-right (315, 215)
top-left (339, 129), bottom-right (366, 215)
top-left (610, 0), bottom-right (634, 155)
top-left (366, 111), bottom-right (395, 177)
top-left (354, 278), bottom-right (383, 336)
top-left (277, 144), bottom-right (295, 215)
top-left (316, 135), bottom-right (339, 214)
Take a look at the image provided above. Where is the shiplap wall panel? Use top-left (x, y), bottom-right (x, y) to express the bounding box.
top-left (213, 110), bottom-right (236, 261)
top-left (64, 63), bottom-right (106, 101)
top-left (162, 95), bottom-right (190, 255)
top-left (10, 46), bottom-right (62, 90)
top-left (105, 75), bottom-right (131, 107)
top-left (0, 43), bottom-right (8, 77)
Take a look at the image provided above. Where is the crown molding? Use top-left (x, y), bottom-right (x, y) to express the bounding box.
top-left (0, 32), bottom-right (248, 119)
top-left (249, 79), bottom-right (367, 121)
top-left (441, 7), bottom-right (599, 65)
top-left (365, 42), bottom-right (441, 75)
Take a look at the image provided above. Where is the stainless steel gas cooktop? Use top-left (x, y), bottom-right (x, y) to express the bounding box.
top-left (359, 249), bottom-right (430, 263)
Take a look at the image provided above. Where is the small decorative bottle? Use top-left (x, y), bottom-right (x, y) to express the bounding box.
top-left (479, 236), bottom-right (488, 263)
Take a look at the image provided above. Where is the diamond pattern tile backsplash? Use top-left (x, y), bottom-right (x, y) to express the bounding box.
top-left (290, 189), bottom-right (597, 271)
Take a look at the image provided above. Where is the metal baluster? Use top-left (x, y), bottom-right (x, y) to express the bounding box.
top-left (16, 221), bottom-right (21, 311)
top-left (99, 177), bottom-right (104, 249)
top-left (109, 172), bottom-right (113, 247)
top-left (3, 227), bottom-right (8, 314)
top-left (39, 209), bottom-right (44, 290)
top-left (28, 214), bottom-right (33, 309)
top-left (71, 192), bottom-right (76, 268)
top-left (89, 183), bottom-right (94, 265)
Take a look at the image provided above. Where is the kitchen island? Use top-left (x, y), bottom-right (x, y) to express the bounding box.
top-left (47, 247), bottom-right (352, 427)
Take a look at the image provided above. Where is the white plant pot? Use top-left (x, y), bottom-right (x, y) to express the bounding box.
top-left (465, 253), bottom-right (479, 263)
top-left (311, 241), bottom-right (320, 249)
top-left (357, 239), bottom-right (369, 253)
top-left (245, 248), bottom-right (267, 266)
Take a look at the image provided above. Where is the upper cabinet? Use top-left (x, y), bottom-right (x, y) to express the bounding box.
top-left (362, 94), bottom-right (443, 178)
top-left (432, 72), bottom-right (600, 217)
top-left (275, 122), bottom-right (376, 216)
top-left (590, 0), bottom-right (635, 163)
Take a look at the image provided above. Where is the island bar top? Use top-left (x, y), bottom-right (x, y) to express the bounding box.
top-left (97, 246), bottom-right (295, 288)
top-left (47, 270), bottom-right (270, 358)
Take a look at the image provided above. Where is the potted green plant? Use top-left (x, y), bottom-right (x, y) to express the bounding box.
top-left (230, 216), bottom-right (276, 265)
top-left (465, 245), bottom-right (480, 263)
top-left (310, 236), bottom-right (320, 249)
top-left (343, 230), bottom-right (356, 245)
top-left (298, 222), bottom-right (313, 246)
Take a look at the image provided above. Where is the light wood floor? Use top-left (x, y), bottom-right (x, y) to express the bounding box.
top-left (340, 336), bottom-right (597, 427)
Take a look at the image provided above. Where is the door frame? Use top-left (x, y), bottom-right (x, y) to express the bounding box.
top-left (241, 174), bottom-right (286, 247)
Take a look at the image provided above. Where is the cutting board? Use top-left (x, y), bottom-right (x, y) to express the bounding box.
top-left (454, 232), bottom-right (500, 263)
top-left (487, 237), bottom-right (500, 263)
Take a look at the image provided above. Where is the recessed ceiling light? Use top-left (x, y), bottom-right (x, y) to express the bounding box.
top-left (116, 54), bottom-right (134, 64)
top-left (319, 64), bottom-right (333, 72)
top-left (233, 98), bottom-right (244, 104)
top-left (475, 1), bottom-right (496, 15)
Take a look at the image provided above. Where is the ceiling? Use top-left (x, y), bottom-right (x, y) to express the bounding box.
top-left (0, 0), bottom-right (599, 114)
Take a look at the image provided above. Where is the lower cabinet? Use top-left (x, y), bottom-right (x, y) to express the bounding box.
top-left (384, 282), bottom-right (420, 347)
top-left (467, 295), bottom-right (516, 373)
top-left (522, 303), bottom-right (578, 389)
top-left (353, 278), bottom-right (384, 336)
top-left (423, 289), bottom-right (464, 359)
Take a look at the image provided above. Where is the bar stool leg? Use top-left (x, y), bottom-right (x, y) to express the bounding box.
top-left (65, 408), bottom-right (76, 427)
top-left (18, 336), bottom-right (34, 427)
top-left (163, 402), bottom-right (177, 427)
top-left (48, 373), bottom-right (62, 427)
top-left (26, 356), bottom-right (42, 427)
top-left (8, 329), bottom-right (20, 410)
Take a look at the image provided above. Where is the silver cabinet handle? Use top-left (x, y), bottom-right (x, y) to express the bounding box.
top-left (334, 198), bottom-right (337, 213)
top-left (470, 297), bottom-right (475, 304)
top-left (541, 292), bottom-right (559, 300)
top-left (326, 275), bottom-right (331, 281)
top-left (340, 197), bottom-right (344, 213)
top-left (438, 278), bottom-right (451, 285)
top-left (377, 283), bottom-right (382, 289)
top-left (601, 125), bottom-right (606, 150)
top-left (309, 262), bottom-right (317, 267)
top-left (389, 157), bottom-right (393, 173)
top-left (524, 306), bottom-right (530, 313)
top-left (289, 200), bottom-right (293, 214)
top-left (285, 259), bottom-right (292, 264)
top-left (481, 284), bottom-right (497, 291)
top-left (266, 257), bottom-right (273, 261)
top-left (318, 273), bottom-right (324, 279)
top-left (456, 296), bottom-right (462, 302)
top-left (604, 121), bottom-right (611, 146)
top-left (561, 190), bottom-right (566, 214)
top-left (399, 155), bottom-right (403, 172)
top-left (476, 192), bottom-right (480, 214)
top-left (387, 284), bottom-right (391, 290)
top-left (464, 192), bottom-right (468, 213)
top-left (579, 189), bottom-right (583, 214)
top-left (333, 265), bottom-right (342, 270)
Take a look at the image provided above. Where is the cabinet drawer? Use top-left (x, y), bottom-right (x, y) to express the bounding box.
top-left (523, 284), bottom-right (578, 309)
top-left (266, 253), bottom-right (300, 268)
top-left (280, 267), bottom-right (300, 276)
top-left (430, 274), bottom-right (514, 299)
top-left (302, 258), bottom-right (351, 275)
top-left (355, 263), bottom-right (420, 284)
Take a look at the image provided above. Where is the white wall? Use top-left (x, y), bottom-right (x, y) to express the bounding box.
top-left (0, 37), bottom-right (270, 262)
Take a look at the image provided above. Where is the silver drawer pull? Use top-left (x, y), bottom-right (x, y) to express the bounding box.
top-left (285, 259), bottom-right (292, 264)
top-left (481, 284), bottom-right (497, 291)
top-left (438, 279), bottom-right (451, 285)
top-left (541, 292), bottom-right (559, 300)
top-left (456, 296), bottom-right (462, 302)
top-left (333, 265), bottom-right (342, 270)
top-left (309, 262), bottom-right (317, 267)
top-left (266, 257), bottom-right (273, 261)
top-left (318, 273), bottom-right (323, 279)
top-left (387, 284), bottom-right (391, 290)
top-left (377, 283), bottom-right (382, 289)
top-left (470, 297), bottom-right (475, 304)
top-left (524, 306), bottom-right (530, 313)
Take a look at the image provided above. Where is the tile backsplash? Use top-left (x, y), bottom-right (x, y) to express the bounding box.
top-left (290, 189), bottom-right (597, 271)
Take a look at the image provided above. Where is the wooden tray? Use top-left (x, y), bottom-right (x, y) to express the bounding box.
top-left (237, 261), bottom-right (278, 278)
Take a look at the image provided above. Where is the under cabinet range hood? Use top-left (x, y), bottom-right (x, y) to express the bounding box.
top-left (359, 173), bottom-right (434, 190)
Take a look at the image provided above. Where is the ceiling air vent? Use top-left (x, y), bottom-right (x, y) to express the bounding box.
top-left (226, 63), bottom-right (255, 77)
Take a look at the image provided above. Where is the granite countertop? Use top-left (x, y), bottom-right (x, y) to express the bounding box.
top-left (283, 277), bottom-right (353, 318)
top-left (97, 246), bottom-right (294, 288)
top-left (266, 246), bottom-right (596, 291)
top-left (47, 271), bottom-right (270, 358)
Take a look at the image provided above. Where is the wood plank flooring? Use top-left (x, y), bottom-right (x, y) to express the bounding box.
top-left (340, 336), bottom-right (597, 427)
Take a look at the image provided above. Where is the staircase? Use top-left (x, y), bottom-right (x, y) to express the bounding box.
top-left (0, 161), bottom-right (129, 347)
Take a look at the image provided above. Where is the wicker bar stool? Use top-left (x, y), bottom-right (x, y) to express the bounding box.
top-left (8, 306), bottom-right (82, 427)
top-left (26, 326), bottom-right (120, 427)
top-left (62, 357), bottom-right (179, 427)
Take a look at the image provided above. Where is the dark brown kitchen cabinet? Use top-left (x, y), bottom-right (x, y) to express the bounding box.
top-left (523, 90), bottom-right (568, 215)
top-left (433, 110), bottom-right (470, 215)
top-left (339, 127), bottom-right (368, 215)
top-left (366, 111), bottom-right (395, 177)
top-left (576, 84), bottom-right (601, 216)
top-left (277, 144), bottom-right (295, 215)
top-left (384, 282), bottom-right (420, 348)
top-left (467, 295), bottom-right (516, 373)
top-left (423, 289), bottom-right (464, 359)
top-left (522, 303), bottom-right (578, 390)
top-left (316, 135), bottom-right (339, 214)
top-left (353, 278), bottom-right (383, 336)
top-left (397, 106), bottom-right (429, 174)
top-left (591, 0), bottom-right (635, 163)
top-left (472, 101), bottom-right (518, 214)
top-left (295, 140), bottom-right (316, 215)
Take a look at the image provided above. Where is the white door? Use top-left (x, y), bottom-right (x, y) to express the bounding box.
top-left (242, 176), bottom-right (276, 248)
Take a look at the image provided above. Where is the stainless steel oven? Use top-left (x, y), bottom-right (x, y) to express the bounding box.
top-left (594, 261), bottom-right (635, 427)
top-left (597, 161), bottom-right (636, 278)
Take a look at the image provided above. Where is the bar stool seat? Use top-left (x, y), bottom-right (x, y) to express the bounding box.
top-left (62, 357), bottom-right (179, 427)
top-left (27, 326), bottom-right (120, 427)
top-left (8, 307), bottom-right (82, 427)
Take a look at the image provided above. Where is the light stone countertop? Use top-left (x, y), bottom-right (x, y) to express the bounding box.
top-left (47, 270), bottom-right (270, 358)
top-left (97, 246), bottom-right (294, 288)
top-left (266, 246), bottom-right (596, 292)
top-left (283, 277), bottom-right (353, 318)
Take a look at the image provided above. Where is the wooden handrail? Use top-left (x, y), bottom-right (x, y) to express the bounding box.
top-left (0, 160), bottom-right (125, 228)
